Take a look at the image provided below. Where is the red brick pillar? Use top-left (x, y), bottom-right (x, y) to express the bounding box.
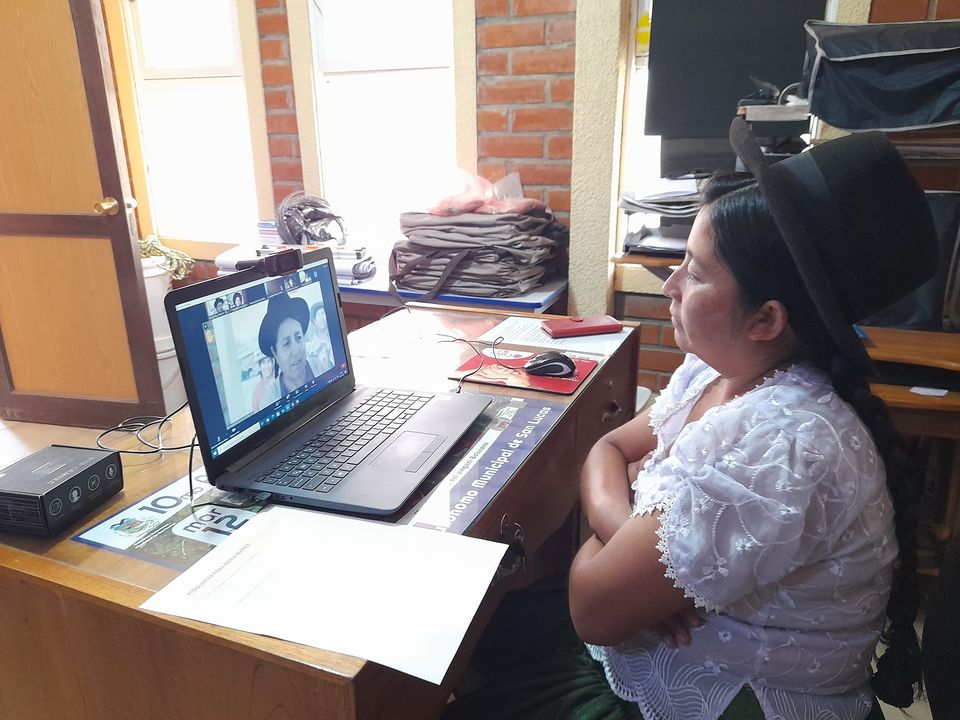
top-left (256, 0), bottom-right (304, 211)
top-left (476, 0), bottom-right (576, 225)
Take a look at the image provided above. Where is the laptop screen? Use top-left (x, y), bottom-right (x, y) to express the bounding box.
top-left (171, 255), bottom-right (350, 459)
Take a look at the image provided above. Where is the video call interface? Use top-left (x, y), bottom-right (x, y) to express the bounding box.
top-left (174, 258), bottom-right (349, 458)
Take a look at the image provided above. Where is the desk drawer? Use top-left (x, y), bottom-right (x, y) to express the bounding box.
top-left (575, 336), bottom-right (637, 457)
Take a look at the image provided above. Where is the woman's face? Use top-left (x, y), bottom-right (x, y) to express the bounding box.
top-left (272, 317), bottom-right (307, 385)
top-left (258, 356), bottom-right (274, 380)
top-left (661, 210), bottom-right (753, 367)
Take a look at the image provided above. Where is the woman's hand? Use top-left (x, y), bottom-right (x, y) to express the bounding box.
top-left (653, 606), bottom-right (706, 649)
top-left (626, 451), bottom-right (654, 486)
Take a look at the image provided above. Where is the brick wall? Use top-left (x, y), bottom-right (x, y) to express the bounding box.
top-left (475, 0), bottom-right (576, 225)
top-left (615, 292), bottom-right (684, 391)
top-left (256, 0), bottom-right (304, 210)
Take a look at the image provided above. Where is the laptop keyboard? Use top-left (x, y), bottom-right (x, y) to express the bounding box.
top-left (254, 389), bottom-right (434, 493)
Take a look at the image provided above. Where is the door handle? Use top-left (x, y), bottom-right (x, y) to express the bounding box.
top-left (93, 197), bottom-right (120, 216)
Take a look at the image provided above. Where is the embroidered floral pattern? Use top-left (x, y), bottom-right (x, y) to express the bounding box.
top-left (611, 355), bottom-right (895, 720)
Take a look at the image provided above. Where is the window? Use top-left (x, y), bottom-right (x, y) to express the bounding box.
top-left (306, 0), bottom-right (457, 258)
top-left (126, 0), bottom-right (259, 243)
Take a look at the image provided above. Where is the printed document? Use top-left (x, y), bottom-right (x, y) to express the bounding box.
top-left (141, 505), bottom-right (507, 683)
top-left (478, 315), bottom-right (632, 356)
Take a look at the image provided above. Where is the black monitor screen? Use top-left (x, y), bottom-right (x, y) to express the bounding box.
top-left (645, 1), bottom-right (825, 147)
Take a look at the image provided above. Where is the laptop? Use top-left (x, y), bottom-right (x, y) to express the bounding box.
top-left (165, 248), bottom-right (490, 515)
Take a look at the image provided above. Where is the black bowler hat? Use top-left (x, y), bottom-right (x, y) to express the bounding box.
top-left (728, 117), bottom-right (940, 369)
top-left (258, 292), bottom-right (310, 358)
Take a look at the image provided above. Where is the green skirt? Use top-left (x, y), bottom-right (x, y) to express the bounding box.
top-left (442, 575), bottom-right (764, 720)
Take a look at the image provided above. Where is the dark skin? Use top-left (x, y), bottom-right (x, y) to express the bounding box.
top-left (569, 210), bottom-right (798, 648)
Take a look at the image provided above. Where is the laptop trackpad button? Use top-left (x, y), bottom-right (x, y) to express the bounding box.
top-left (372, 432), bottom-right (443, 472)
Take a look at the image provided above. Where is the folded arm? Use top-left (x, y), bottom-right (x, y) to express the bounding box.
top-left (579, 407), bottom-right (656, 544)
top-left (569, 512), bottom-right (692, 646)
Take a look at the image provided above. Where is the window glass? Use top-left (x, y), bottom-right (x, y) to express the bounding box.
top-left (128, 0), bottom-right (258, 243)
top-left (309, 0), bottom-right (456, 257)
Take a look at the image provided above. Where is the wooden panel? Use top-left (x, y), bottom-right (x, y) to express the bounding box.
top-left (869, 0), bottom-right (928, 21)
top-left (0, 0), bottom-right (103, 213)
top-left (0, 235), bottom-right (137, 400)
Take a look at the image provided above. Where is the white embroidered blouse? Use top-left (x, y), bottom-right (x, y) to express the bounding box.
top-left (588, 355), bottom-right (897, 720)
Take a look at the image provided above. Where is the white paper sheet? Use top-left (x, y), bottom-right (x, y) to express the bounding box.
top-left (141, 505), bottom-right (507, 684)
top-left (477, 315), bottom-right (632, 356)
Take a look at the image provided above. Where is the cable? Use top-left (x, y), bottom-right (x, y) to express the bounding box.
top-left (436, 334), bottom-right (513, 392)
top-left (95, 401), bottom-right (194, 454)
top-left (778, 81), bottom-right (801, 105)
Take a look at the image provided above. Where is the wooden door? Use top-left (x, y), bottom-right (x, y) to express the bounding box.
top-left (0, 0), bottom-right (164, 428)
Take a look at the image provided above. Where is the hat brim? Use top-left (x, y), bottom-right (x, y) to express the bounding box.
top-left (728, 117), bottom-right (872, 371)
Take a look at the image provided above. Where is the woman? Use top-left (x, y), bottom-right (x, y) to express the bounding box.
top-left (445, 120), bottom-right (938, 719)
top-left (258, 292), bottom-right (320, 396)
top-left (250, 354), bottom-right (279, 412)
top-left (306, 301), bottom-right (335, 373)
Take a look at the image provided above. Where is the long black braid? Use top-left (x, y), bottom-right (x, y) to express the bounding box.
top-left (705, 176), bottom-right (924, 706)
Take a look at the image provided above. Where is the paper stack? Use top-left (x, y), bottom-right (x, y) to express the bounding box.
top-left (618, 177), bottom-right (702, 219)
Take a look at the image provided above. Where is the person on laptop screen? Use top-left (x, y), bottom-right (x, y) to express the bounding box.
top-left (258, 292), bottom-right (321, 398)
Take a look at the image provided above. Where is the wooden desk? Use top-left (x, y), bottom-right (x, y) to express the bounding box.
top-left (0, 305), bottom-right (638, 720)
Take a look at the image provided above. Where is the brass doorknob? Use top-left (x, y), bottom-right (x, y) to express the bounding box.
top-left (94, 197), bottom-right (120, 216)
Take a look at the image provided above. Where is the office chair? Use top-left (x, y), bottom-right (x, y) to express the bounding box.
top-left (922, 527), bottom-right (960, 719)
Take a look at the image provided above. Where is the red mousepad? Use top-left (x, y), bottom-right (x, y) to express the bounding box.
top-left (451, 349), bottom-right (597, 395)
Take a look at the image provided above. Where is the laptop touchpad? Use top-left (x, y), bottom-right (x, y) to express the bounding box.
top-left (372, 432), bottom-right (444, 472)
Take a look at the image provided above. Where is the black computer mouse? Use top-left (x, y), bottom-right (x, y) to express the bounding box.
top-left (523, 352), bottom-right (576, 378)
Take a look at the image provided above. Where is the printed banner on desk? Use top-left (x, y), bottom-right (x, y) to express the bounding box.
top-left (75, 473), bottom-right (267, 571)
top-left (406, 397), bottom-right (565, 534)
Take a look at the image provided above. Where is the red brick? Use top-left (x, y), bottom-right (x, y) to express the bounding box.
top-left (273, 181), bottom-right (303, 207)
top-left (266, 112), bottom-right (298, 134)
top-left (524, 188), bottom-right (546, 203)
top-left (869, 0), bottom-right (927, 21)
top-left (621, 293), bottom-right (670, 320)
top-left (515, 0), bottom-right (576, 15)
top-left (546, 189), bottom-right (570, 211)
top-left (639, 323), bottom-right (660, 345)
top-left (662, 325), bottom-right (678, 348)
top-left (478, 79), bottom-right (546, 105)
top-left (552, 211), bottom-right (569, 227)
top-left (513, 107), bottom-right (573, 131)
top-left (257, 10), bottom-right (289, 35)
top-left (478, 52), bottom-right (509, 75)
top-left (936, 0), bottom-right (960, 18)
top-left (477, 109), bottom-right (508, 132)
top-left (256, 0), bottom-right (282, 7)
top-left (259, 38), bottom-right (287, 61)
top-left (547, 135), bottom-right (572, 158)
top-left (513, 161), bottom-right (571, 185)
top-left (261, 63), bottom-right (293, 85)
top-left (477, 0), bottom-right (509, 16)
top-left (478, 21), bottom-right (545, 49)
top-left (264, 88), bottom-right (291, 110)
top-left (550, 77), bottom-right (574, 102)
top-left (268, 136), bottom-right (296, 157)
top-left (638, 347), bottom-right (684, 373)
top-left (546, 18), bottom-right (576, 43)
top-left (271, 159), bottom-right (303, 181)
top-left (512, 48), bottom-right (576, 75)
top-left (478, 160), bottom-right (508, 182)
top-left (478, 135), bottom-right (544, 159)
top-left (636, 371), bottom-right (660, 392)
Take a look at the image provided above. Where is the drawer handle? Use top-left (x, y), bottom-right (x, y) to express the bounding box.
top-left (602, 401), bottom-right (624, 423)
top-left (495, 514), bottom-right (526, 580)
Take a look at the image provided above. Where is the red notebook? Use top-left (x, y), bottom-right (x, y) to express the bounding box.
top-left (451, 349), bottom-right (597, 395)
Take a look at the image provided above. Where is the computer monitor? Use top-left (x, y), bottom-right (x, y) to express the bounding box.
top-left (645, 0), bottom-right (826, 177)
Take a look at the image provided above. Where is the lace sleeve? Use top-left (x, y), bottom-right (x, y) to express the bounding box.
top-left (635, 389), bottom-right (873, 612)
